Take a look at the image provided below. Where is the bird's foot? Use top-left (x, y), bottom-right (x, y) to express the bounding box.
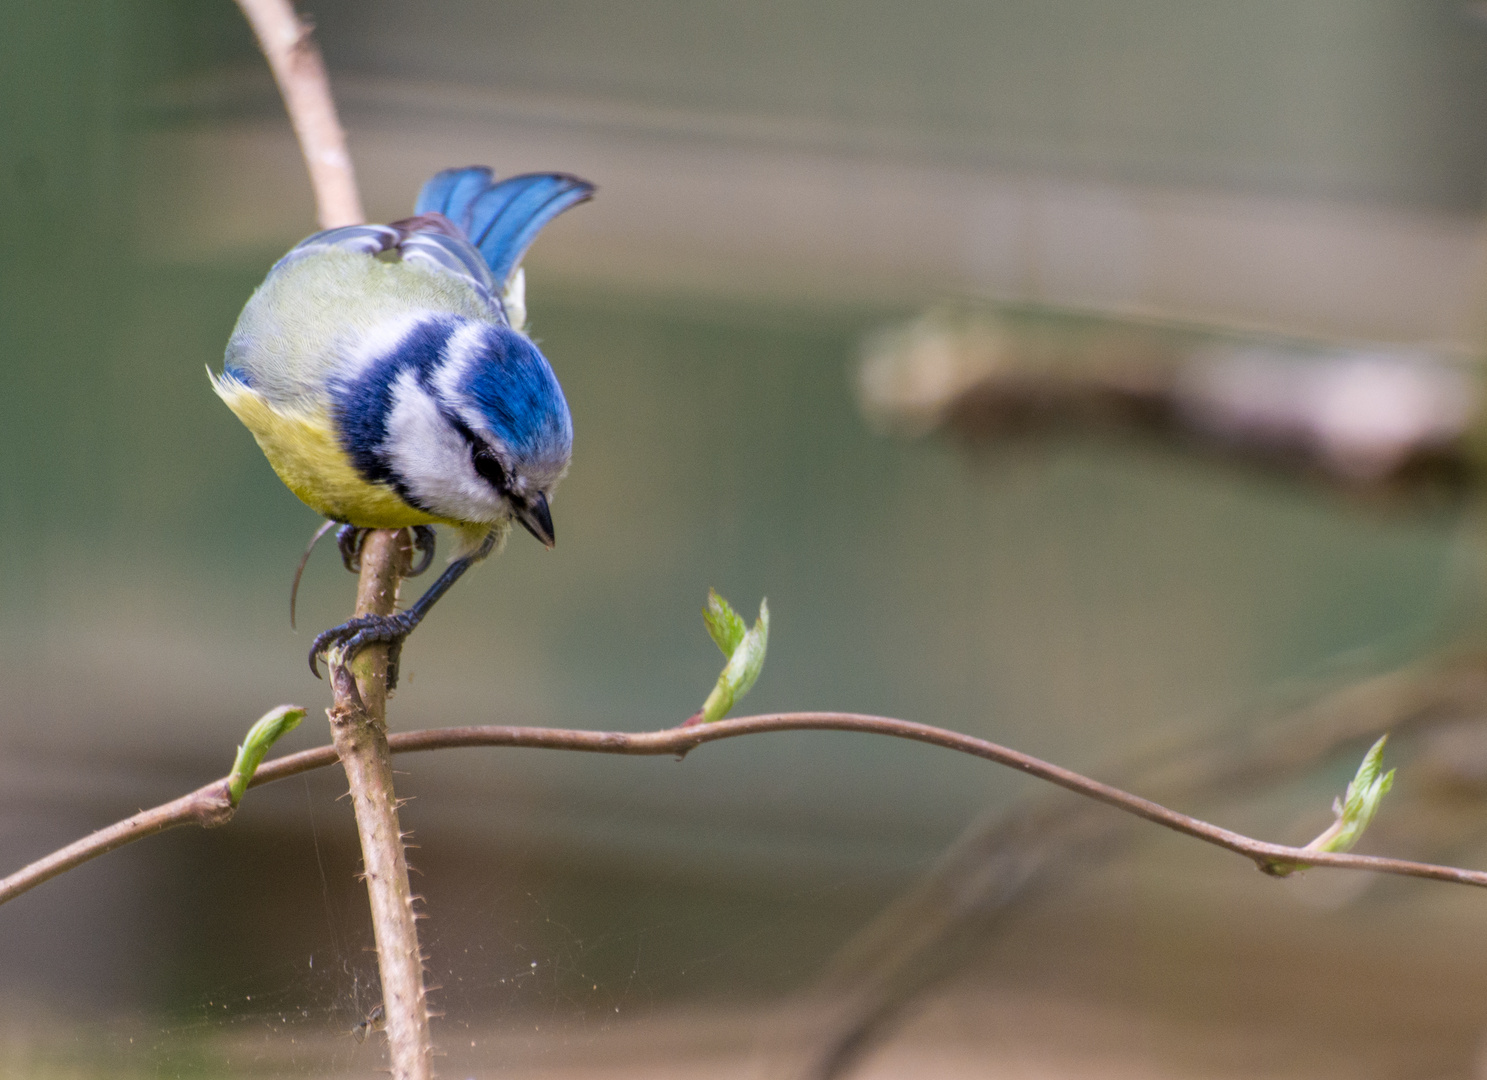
top-left (315, 526), bottom-right (437, 687)
top-left (336, 525), bottom-right (435, 576)
top-left (310, 611), bottom-right (417, 689)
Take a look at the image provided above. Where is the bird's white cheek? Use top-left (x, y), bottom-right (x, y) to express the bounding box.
top-left (381, 370), bottom-right (506, 524)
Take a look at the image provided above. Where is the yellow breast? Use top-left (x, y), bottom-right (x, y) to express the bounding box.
top-left (211, 372), bottom-right (450, 529)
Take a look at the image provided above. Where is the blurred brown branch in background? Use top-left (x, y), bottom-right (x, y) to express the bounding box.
top-left (858, 304), bottom-right (1482, 500)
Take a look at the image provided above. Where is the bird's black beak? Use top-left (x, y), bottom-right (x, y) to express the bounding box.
top-left (515, 492), bottom-right (555, 548)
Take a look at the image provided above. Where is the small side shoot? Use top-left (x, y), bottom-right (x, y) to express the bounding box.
top-left (690, 590), bottom-right (769, 725)
top-left (1267, 735), bottom-right (1396, 877)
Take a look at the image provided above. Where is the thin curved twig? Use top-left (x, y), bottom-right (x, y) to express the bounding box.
top-left (0, 781), bottom-right (238, 908)
top-left (3, 712), bottom-right (1487, 910)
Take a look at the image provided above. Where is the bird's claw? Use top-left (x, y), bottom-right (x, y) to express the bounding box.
top-left (408, 526), bottom-right (437, 577)
top-left (309, 611), bottom-right (417, 689)
top-left (336, 525), bottom-right (369, 573)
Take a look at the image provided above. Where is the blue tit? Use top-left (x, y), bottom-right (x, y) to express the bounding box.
top-left (212, 166), bottom-right (594, 682)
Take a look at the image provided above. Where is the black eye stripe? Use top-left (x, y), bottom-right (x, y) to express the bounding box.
top-left (447, 413), bottom-right (514, 496)
top-left (472, 446), bottom-right (510, 492)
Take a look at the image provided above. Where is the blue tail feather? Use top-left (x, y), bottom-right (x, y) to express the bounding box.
top-left (414, 167), bottom-right (594, 284)
top-left (415, 166), bottom-right (496, 224)
top-left (467, 173), bottom-right (594, 283)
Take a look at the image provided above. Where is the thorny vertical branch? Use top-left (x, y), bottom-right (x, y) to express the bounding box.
top-left (230, 2), bottom-right (429, 1076)
top-left (328, 528), bottom-right (433, 1080)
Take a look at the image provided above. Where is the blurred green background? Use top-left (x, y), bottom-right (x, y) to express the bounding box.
top-left (4, 2), bottom-right (1487, 1077)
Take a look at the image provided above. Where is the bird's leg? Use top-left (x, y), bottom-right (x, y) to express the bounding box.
top-left (289, 523), bottom-right (430, 630)
top-left (310, 529), bottom-right (497, 688)
top-left (336, 525), bottom-right (370, 573)
top-left (408, 525), bottom-right (437, 577)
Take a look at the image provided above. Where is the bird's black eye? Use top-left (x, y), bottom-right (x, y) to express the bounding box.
top-left (472, 446), bottom-right (510, 493)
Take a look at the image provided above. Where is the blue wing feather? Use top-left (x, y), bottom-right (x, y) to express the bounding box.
top-left (272, 224), bottom-right (399, 270)
top-left (398, 232), bottom-right (498, 302)
top-left (270, 221), bottom-right (503, 316)
top-left (415, 167), bottom-right (594, 284)
top-left (263, 168), bottom-right (592, 328)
